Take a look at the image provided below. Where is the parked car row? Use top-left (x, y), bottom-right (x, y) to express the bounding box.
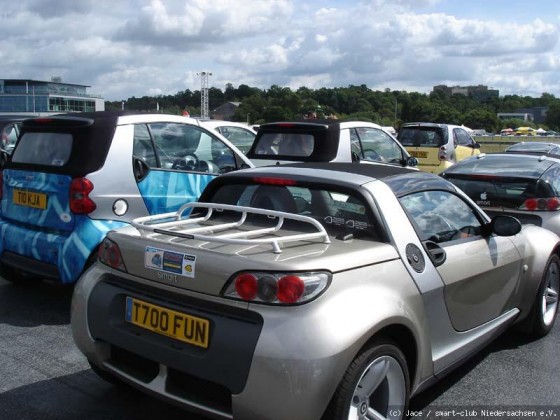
top-left (0, 114), bottom-right (418, 285)
top-left (1, 112), bottom-right (559, 420)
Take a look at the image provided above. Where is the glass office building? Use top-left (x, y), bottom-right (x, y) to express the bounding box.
top-left (0, 79), bottom-right (104, 114)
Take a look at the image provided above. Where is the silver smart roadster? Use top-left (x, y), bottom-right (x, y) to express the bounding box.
top-left (71, 162), bottom-right (560, 420)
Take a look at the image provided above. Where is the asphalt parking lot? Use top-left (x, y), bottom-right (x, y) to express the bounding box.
top-left (1, 276), bottom-right (559, 420)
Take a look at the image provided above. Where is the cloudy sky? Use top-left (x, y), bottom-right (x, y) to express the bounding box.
top-left (1, 0), bottom-right (559, 101)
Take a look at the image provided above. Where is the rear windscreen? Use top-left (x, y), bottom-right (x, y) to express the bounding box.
top-left (12, 132), bottom-right (72, 166)
top-left (398, 127), bottom-right (445, 147)
top-left (9, 115), bottom-right (117, 176)
top-left (446, 176), bottom-right (544, 209)
top-left (247, 124), bottom-right (338, 161)
top-left (252, 133), bottom-right (315, 157)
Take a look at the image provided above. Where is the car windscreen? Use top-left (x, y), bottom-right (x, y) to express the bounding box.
top-left (148, 122), bottom-right (237, 172)
top-left (215, 126), bottom-right (255, 154)
top-left (350, 127), bottom-right (406, 163)
top-left (198, 182), bottom-right (381, 240)
top-left (398, 127), bottom-right (446, 148)
top-left (150, 123), bottom-right (203, 155)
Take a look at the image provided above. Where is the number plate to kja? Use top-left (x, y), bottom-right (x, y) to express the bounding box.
top-left (13, 189), bottom-right (47, 210)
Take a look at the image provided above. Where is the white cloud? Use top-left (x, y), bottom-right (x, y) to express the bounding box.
top-left (0, 0), bottom-right (558, 100)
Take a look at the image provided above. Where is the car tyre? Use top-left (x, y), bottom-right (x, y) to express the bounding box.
top-left (529, 254), bottom-right (560, 337)
top-left (324, 339), bottom-right (409, 420)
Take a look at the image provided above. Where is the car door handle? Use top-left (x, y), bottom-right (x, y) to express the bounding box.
top-left (133, 157), bottom-right (150, 182)
top-left (423, 240), bottom-right (447, 267)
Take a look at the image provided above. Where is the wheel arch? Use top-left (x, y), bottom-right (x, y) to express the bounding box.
top-left (322, 323), bottom-right (418, 420)
top-left (362, 324), bottom-right (419, 390)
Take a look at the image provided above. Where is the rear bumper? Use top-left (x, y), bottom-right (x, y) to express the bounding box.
top-left (71, 265), bottom-right (367, 420)
top-left (0, 217), bottom-right (126, 283)
top-left (72, 266), bottom-right (263, 419)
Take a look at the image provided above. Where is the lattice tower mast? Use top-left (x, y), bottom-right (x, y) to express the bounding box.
top-left (197, 71), bottom-right (212, 119)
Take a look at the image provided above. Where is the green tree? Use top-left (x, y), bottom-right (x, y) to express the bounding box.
top-left (500, 118), bottom-right (529, 130)
top-left (400, 93), bottom-right (431, 122)
top-left (462, 109), bottom-right (500, 133)
top-left (232, 94), bottom-right (266, 123)
top-left (104, 83), bottom-right (560, 128)
top-left (545, 102), bottom-right (560, 131)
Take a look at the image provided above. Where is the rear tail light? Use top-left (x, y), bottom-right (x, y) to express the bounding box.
top-left (277, 275), bottom-right (306, 303)
top-left (98, 237), bottom-right (127, 272)
top-left (252, 177), bottom-right (297, 186)
top-left (520, 197), bottom-right (560, 211)
top-left (223, 271), bottom-right (331, 305)
top-left (438, 145), bottom-right (450, 161)
top-left (70, 177), bottom-right (96, 214)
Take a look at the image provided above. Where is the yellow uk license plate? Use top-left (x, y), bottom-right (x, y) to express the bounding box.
top-left (410, 150), bottom-right (428, 159)
top-left (125, 297), bottom-right (210, 349)
top-left (12, 189), bottom-right (47, 210)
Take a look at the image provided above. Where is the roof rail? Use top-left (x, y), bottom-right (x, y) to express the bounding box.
top-left (131, 202), bottom-right (331, 254)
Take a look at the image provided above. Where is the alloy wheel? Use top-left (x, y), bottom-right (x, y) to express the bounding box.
top-left (348, 355), bottom-right (406, 420)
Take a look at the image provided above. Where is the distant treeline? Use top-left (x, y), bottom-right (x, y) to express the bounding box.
top-left (105, 83), bottom-right (560, 133)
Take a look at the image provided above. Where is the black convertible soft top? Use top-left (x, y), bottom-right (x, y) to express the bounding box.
top-left (200, 162), bottom-right (456, 199)
top-left (246, 120), bottom-right (341, 162)
top-left (7, 111), bottom-right (131, 176)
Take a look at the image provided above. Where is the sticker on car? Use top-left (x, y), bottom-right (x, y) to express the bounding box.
top-left (144, 246), bottom-right (196, 277)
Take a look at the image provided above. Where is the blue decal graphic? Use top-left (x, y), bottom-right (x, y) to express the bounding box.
top-left (0, 171), bottom-right (128, 286)
top-left (2, 170), bottom-right (75, 232)
top-left (136, 170), bottom-right (215, 215)
top-left (0, 216), bottom-right (127, 284)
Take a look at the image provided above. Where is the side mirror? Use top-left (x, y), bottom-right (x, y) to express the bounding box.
top-left (486, 215), bottom-right (522, 237)
top-left (406, 156), bottom-right (419, 167)
top-left (473, 142), bottom-right (481, 149)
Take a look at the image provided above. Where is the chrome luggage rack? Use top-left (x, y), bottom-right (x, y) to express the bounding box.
top-left (131, 202), bottom-right (331, 254)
